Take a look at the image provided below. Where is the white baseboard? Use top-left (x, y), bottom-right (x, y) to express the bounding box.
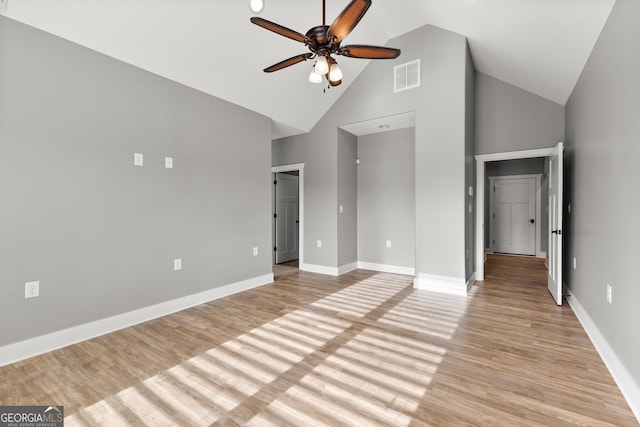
top-left (300, 263), bottom-right (339, 276)
top-left (537, 251), bottom-right (547, 260)
top-left (567, 290), bottom-right (640, 423)
top-left (357, 262), bottom-right (415, 276)
top-left (0, 273), bottom-right (274, 367)
top-left (466, 273), bottom-right (476, 292)
top-left (413, 273), bottom-right (468, 296)
top-left (338, 262), bottom-right (358, 275)
top-left (302, 262), bottom-right (415, 277)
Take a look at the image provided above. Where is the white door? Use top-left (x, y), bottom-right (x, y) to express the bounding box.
top-left (275, 173), bottom-right (299, 264)
top-left (548, 142), bottom-right (564, 305)
top-left (491, 177), bottom-right (536, 255)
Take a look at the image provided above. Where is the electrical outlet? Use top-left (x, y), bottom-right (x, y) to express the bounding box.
top-left (573, 257), bottom-right (577, 270)
top-left (174, 258), bottom-right (182, 271)
top-left (317, 240), bottom-right (322, 248)
top-left (386, 240), bottom-right (392, 248)
top-left (0, 0), bottom-right (7, 12)
top-left (606, 284), bottom-right (612, 304)
top-left (25, 281), bottom-right (39, 299)
top-left (253, 247), bottom-right (259, 256)
top-left (165, 157), bottom-right (173, 169)
top-left (134, 153), bottom-right (144, 166)
top-left (339, 205), bottom-right (344, 214)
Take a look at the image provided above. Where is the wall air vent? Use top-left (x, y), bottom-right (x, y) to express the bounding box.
top-left (394, 59), bottom-right (421, 93)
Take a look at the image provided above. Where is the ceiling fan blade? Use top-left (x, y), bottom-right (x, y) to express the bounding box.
top-left (263, 53), bottom-right (314, 73)
top-left (340, 45), bottom-right (401, 59)
top-left (327, 0), bottom-right (372, 44)
top-left (250, 17), bottom-right (310, 44)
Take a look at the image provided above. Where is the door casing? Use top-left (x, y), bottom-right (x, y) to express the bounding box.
top-left (272, 163), bottom-right (305, 268)
top-left (489, 174), bottom-right (542, 257)
top-left (475, 145), bottom-right (561, 281)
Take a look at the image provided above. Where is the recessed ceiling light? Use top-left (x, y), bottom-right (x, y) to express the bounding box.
top-left (249, 0), bottom-right (264, 13)
top-left (379, 124), bottom-right (390, 129)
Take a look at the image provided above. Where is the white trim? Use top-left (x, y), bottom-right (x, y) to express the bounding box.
top-left (357, 262), bottom-right (415, 276)
top-left (475, 144), bottom-right (562, 281)
top-left (488, 174), bottom-right (542, 256)
top-left (0, 273), bottom-right (274, 367)
top-left (413, 273), bottom-right (468, 296)
top-left (466, 273), bottom-right (476, 292)
top-left (338, 262), bottom-right (358, 275)
top-left (475, 147), bottom-right (555, 163)
top-left (300, 263), bottom-right (339, 276)
top-left (567, 290), bottom-right (640, 423)
top-left (538, 251), bottom-right (547, 260)
top-left (272, 163), bottom-right (305, 269)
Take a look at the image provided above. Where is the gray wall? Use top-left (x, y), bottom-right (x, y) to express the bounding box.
top-left (337, 130), bottom-right (357, 267)
top-left (484, 158), bottom-right (548, 251)
top-left (475, 72), bottom-right (565, 154)
top-left (0, 17), bottom-right (272, 346)
top-left (357, 128), bottom-right (415, 268)
top-left (464, 44), bottom-right (475, 281)
top-left (565, 0), bottom-right (640, 387)
top-left (274, 24), bottom-right (471, 282)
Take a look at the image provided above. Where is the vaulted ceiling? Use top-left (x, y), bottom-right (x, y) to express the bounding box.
top-left (1, 0), bottom-right (615, 139)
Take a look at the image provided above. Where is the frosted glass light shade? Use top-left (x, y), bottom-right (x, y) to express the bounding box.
top-left (329, 62), bottom-right (343, 82)
top-left (250, 0), bottom-right (264, 13)
top-left (314, 56), bottom-right (329, 75)
top-left (309, 70), bottom-right (322, 83)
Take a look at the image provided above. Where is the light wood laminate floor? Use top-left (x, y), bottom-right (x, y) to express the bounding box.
top-left (1, 254), bottom-right (637, 426)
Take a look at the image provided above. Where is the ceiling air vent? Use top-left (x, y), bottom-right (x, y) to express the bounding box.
top-left (394, 59), bottom-right (421, 93)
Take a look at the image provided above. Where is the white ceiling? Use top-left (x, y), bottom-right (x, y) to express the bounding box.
top-left (1, 0), bottom-right (615, 139)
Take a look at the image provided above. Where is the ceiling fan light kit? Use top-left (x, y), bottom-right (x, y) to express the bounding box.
top-left (250, 0), bottom-right (400, 89)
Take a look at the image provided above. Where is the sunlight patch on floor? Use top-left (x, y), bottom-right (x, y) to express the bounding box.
top-left (65, 274), bottom-right (470, 426)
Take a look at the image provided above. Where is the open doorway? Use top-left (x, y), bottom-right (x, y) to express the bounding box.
top-left (486, 157), bottom-right (548, 258)
top-left (272, 164), bottom-right (305, 277)
top-left (475, 143), bottom-right (564, 304)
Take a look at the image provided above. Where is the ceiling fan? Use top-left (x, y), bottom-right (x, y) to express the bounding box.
top-left (250, 0), bottom-right (401, 87)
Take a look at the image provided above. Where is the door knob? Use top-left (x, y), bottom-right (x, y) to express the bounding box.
top-left (530, 219), bottom-right (535, 224)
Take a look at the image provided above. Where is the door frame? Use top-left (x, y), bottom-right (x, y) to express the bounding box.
top-left (475, 146), bottom-right (560, 281)
top-left (274, 171), bottom-right (299, 264)
top-left (488, 174), bottom-right (542, 257)
top-left (272, 163), bottom-right (305, 268)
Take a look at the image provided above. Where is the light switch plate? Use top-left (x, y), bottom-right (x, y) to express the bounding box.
top-left (253, 247), bottom-right (259, 256)
top-left (317, 240), bottom-right (322, 248)
top-left (174, 258), bottom-right (182, 271)
top-left (134, 153), bottom-right (144, 166)
top-left (165, 157), bottom-right (173, 169)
